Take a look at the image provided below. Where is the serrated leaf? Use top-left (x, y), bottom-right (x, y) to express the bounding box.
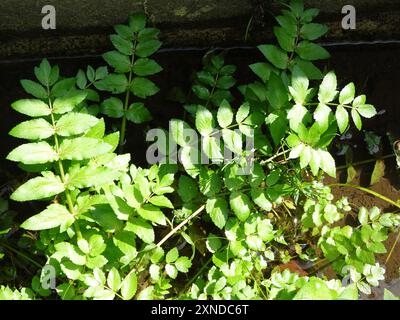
top-left (95, 73), bottom-right (128, 94)
top-left (230, 192), bottom-right (251, 222)
top-left (370, 160), bottom-right (385, 185)
top-left (56, 112), bottom-right (98, 136)
top-left (300, 23), bottom-right (328, 40)
top-left (202, 136), bottom-right (223, 163)
top-left (249, 62), bottom-right (274, 83)
top-left (178, 176), bottom-right (198, 202)
top-left (318, 149), bottom-right (336, 178)
top-left (100, 97), bottom-right (124, 118)
top-left (175, 256), bottom-right (192, 273)
top-left (120, 272), bottom-right (137, 300)
top-left (165, 264), bottom-right (178, 279)
top-left (296, 41), bottom-right (330, 61)
top-left (170, 119), bottom-right (193, 147)
top-left (110, 35), bottom-right (133, 56)
top-left (21, 204), bottom-right (72, 230)
top-left (206, 197), bottom-right (228, 229)
top-left (133, 58), bottom-right (163, 76)
top-left (68, 166), bottom-right (119, 188)
top-left (236, 103), bottom-right (250, 123)
top-left (166, 248), bottom-right (179, 264)
top-left (9, 119), bottom-right (54, 140)
top-left (34, 59), bottom-right (53, 87)
top-left (258, 45), bottom-right (289, 69)
top-left (103, 51), bottom-right (131, 73)
top-left (314, 104), bottom-right (332, 132)
top-left (192, 85), bottom-right (210, 100)
top-left (130, 77), bottom-right (159, 98)
top-left (107, 268), bottom-right (121, 292)
top-left (51, 78), bottom-right (76, 98)
top-left (300, 145), bottom-right (312, 168)
top-left (137, 204), bottom-right (166, 225)
top-left (11, 175), bottom-right (65, 202)
top-left (136, 40), bottom-right (162, 58)
top-left (11, 99), bottom-right (51, 117)
top-left (196, 106), bottom-right (214, 136)
top-left (217, 100), bottom-right (234, 128)
top-left (295, 59), bottom-right (323, 80)
top-left (339, 83), bottom-right (355, 105)
top-left (7, 142), bottom-right (58, 165)
top-left (336, 105), bottom-right (349, 134)
top-left (357, 104), bottom-right (377, 118)
top-left (59, 138), bottom-right (112, 160)
top-left (126, 102), bottom-right (152, 124)
top-left (129, 217), bottom-right (154, 244)
top-left (222, 129), bottom-right (242, 154)
top-left (53, 90), bottom-right (87, 114)
top-left (318, 71), bottom-right (337, 103)
top-left (251, 188), bottom-right (272, 211)
top-left (289, 66), bottom-right (309, 104)
top-left (309, 148), bottom-right (321, 176)
top-left (20, 80), bottom-right (48, 99)
top-left (274, 26), bottom-right (295, 52)
top-left (351, 109), bottom-right (362, 130)
top-left (149, 195), bottom-right (174, 209)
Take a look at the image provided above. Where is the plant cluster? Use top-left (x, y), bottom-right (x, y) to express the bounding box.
top-left (1, 1), bottom-right (399, 300)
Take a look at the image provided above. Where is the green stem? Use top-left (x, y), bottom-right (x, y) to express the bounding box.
top-left (119, 42), bottom-right (137, 152)
top-left (329, 183), bottom-right (400, 209)
top-left (0, 241), bottom-right (43, 269)
top-left (49, 100), bottom-right (82, 239)
top-left (156, 205), bottom-right (206, 248)
top-left (260, 149), bottom-right (291, 166)
top-left (179, 256), bottom-right (213, 296)
top-left (336, 154), bottom-right (395, 170)
top-left (385, 228), bottom-right (400, 265)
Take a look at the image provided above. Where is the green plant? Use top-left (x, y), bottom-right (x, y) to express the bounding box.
top-left (95, 13), bottom-right (162, 151)
top-left (1, 0), bottom-right (399, 301)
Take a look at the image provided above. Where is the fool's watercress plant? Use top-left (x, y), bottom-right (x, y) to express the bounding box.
top-left (2, 0), bottom-right (398, 300)
top-left (96, 13), bottom-right (162, 150)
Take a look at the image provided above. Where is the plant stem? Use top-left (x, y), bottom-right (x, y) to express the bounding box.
top-left (49, 100), bottom-right (82, 239)
top-left (0, 241), bottom-right (42, 268)
top-left (329, 183), bottom-right (400, 209)
top-left (179, 256), bottom-right (212, 296)
top-left (260, 149), bottom-right (291, 166)
top-left (385, 228), bottom-right (400, 265)
top-left (336, 154), bottom-right (395, 170)
top-left (156, 205), bottom-right (206, 247)
top-left (119, 42), bottom-right (137, 152)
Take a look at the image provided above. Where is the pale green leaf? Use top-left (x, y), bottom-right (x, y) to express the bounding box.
top-left (59, 138), bottom-right (112, 160)
top-left (11, 174), bottom-right (64, 202)
top-left (120, 272), bottom-right (137, 300)
top-left (217, 100), bottom-right (234, 128)
top-left (56, 112), bottom-right (99, 136)
top-left (9, 119), bottom-right (53, 140)
top-left (21, 204), bottom-right (72, 231)
top-left (11, 99), bottom-right (50, 117)
top-left (7, 142), bottom-right (58, 165)
top-left (335, 105), bottom-right (349, 134)
top-left (339, 83), bottom-right (355, 105)
top-left (196, 106), bottom-right (214, 136)
top-left (230, 192), bottom-right (251, 222)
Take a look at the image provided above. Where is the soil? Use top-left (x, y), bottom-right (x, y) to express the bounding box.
top-left (1, 43), bottom-right (400, 286)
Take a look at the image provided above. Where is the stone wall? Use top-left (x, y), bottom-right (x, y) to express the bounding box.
top-left (0, 0), bottom-right (399, 59)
